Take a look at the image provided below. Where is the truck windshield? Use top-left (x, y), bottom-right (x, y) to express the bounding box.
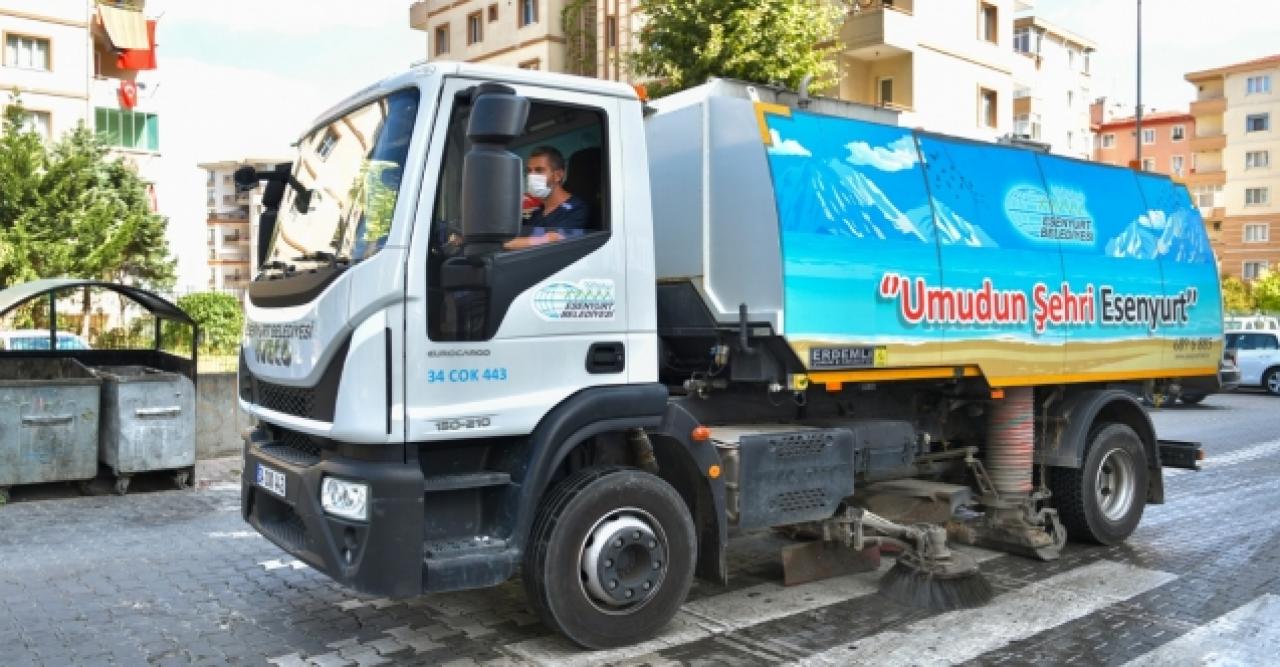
top-left (262, 88), bottom-right (420, 273)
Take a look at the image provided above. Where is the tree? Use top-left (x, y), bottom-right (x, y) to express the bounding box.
top-left (1221, 275), bottom-right (1255, 314)
top-left (163, 292), bottom-right (244, 356)
top-left (1, 94), bottom-right (175, 335)
top-left (1252, 271), bottom-right (1280, 312)
top-left (631, 0), bottom-right (843, 97)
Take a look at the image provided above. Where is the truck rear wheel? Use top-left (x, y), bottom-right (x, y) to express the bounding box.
top-left (523, 466), bottom-right (696, 649)
top-left (1048, 423), bottom-right (1148, 546)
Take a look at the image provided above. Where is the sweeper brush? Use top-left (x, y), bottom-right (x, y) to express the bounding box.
top-left (878, 548), bottom-right (994, 611)
top-left (856, 513), bottom-right (995, 611)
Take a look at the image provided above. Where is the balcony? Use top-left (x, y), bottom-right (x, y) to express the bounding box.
top-left (841, 5), bottom-right (915, 59)
top-left (1189, 133), bottom-right (1226, 152)
top-left (1199, 206), bottom-right (1226, 220)
top-left (409, 0), bottom-right (450, 30)
top-left (1185, 169), bottom-right (1226, 186)
top-left (1190, 96), bottom-right (1226, 116)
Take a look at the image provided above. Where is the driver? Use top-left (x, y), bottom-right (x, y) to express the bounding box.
top-left (504, 146), bottom-right (589, 250)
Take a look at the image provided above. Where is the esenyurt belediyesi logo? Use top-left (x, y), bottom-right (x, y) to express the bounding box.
top-left (533, 280), bottom-right (616, 320)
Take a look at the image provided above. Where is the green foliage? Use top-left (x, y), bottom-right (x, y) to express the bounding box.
top-left (1221, 275), bottom-right (1255, 314)
top-left (163, 292), bottom-right (243, 356)
top-left (0, 93), bottom-right (175, 290)
top-left (631, 0), bottom-right (843, 96)
top-left (1252, 271), bottom-right (1280, 312)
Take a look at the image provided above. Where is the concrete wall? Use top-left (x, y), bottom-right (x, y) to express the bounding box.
top-left (195, 372), bottom-right (249, 459)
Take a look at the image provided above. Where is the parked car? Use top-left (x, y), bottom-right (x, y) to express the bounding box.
top-left (0, 329), bottom-right (92, 351)
top-left (1224, 315), bottom-right (1280, 331)
top-left (1225, 330), bottom-right (1280, 395)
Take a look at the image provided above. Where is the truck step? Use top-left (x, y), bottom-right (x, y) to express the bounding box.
top-left (1158, 440), bottom-right (1203, 470)
top-left (422, 472), bottom-right (512, 492)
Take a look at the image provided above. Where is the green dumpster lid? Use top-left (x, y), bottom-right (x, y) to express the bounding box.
top-left (0, 278), bottom-right (195, 325)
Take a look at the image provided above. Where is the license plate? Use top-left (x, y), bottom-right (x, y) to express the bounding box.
top-left (256, 464), bottom-right (287, 497)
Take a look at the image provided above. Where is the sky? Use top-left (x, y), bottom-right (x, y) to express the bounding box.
top-left (145, 0), bottom-right (1279, 288)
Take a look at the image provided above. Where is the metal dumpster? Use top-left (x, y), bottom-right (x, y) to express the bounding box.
top-left (95, 365), bottom-right (196, 494)
top-left (0, 358), bottom-right (101, 502)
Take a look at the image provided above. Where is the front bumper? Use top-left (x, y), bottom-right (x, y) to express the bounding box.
top-left (241, 426), bottom-right (425, 598)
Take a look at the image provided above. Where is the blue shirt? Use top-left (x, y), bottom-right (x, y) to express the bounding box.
top-left (522, 194), bottom-right (590, 239)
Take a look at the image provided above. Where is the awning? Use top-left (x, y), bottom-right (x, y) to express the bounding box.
top-left (116, 19), bottom-right (157, 71)
top-left (98, 4), bottom-right (149, 50)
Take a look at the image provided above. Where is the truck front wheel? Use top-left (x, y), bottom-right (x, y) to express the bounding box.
top-left (523, 466), bottom-right (696, 649)
top-left (1049, 423), bottom-right (1148, 545)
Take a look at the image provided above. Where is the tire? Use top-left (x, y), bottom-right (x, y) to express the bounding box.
top-left (1048, 423), bottom-right (1148, 546)
top-left (523, 466), bottom-right (696, 649)
top-left (1265, 368), bottom-right (1280, 396)
top-left (1179, 393), bottom-right (1206, 405)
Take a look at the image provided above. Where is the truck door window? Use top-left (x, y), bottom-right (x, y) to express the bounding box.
top-left (427, 96), bottom-right (610, 341)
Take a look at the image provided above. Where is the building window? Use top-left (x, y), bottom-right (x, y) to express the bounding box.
top-left (94, 108), bottom-right (159, 151)
top-left (222, 194), bottom-right (233, 205)
top-left (4, 34), bottom-right (50, 71)
top-left (1083, 51), bottom-right (1090, 74)
top-left (1244, 261), bottom-right (1270, 280)
top-left (316, 128), bottom-right (338, 160)
top-left (1013, 27), bottom-right (1031, 54)
top-left (1067, 90), bottom-right (1074, 108)
top-left (1193, 184), bottom-right (1223, 208)
top-left (518, 58), bottom-right (540, 70)
top-left (1141, 157), bottom-right (1155, 172)
top-left (1245, 223), bottom-right (1270, 243)
top-left (434, 25), bottom-right (449, 55)
top-left (1247, 113), bottom-right (1270, 132)
top-left (1171, 155), bottom-right (1185, 176)
top-left (979, 3), bottom-right (998, 43)
top-left (979, 88), bottom-right (997, 128)
top-left (1245, 187), bottom-right (1270, 206)
top-left (488, 3), bottom-right (498, 21)
top-left (1247, 150), bottom-right (1271, 169)
top-left (1101, 133), bottom-right (1116, 148)
top-left (1141, 128), bottom-right (1155, 144)
top-left (1247, 75), bottom-right (1272, 95)
top-left (17, 110), bottom-right (50, 139)
top-left (878, 77), bottom-right (894, 106)
top-left (467, 12), bottom-right (483, 44)
top-left (520, 0), bottom-right (538, 26)
top-left (606, 16), bottom-right (618, 48)
top-left (1171, 125), bottom-right (1185, 141)
top-left (1067, 48), bottom-right (1076, 71)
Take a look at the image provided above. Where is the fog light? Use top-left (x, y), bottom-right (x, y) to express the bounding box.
top-left (321, 477), bottom-right (368, 521)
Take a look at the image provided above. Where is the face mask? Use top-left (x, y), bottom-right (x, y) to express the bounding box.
top-left (526, 173), bottom-right (552, 199)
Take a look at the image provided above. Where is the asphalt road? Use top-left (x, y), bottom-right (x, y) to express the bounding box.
top-left (2, 391), bottom-right (1279, 666)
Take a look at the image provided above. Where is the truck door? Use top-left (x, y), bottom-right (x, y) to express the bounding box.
top-left (403, 77), bottom-right (630, 440)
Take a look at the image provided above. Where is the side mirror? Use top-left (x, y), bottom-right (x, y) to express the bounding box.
top-left (460, 91), bottom-right (530, 254)
top-left (233, 165), bottom-right (258, 191)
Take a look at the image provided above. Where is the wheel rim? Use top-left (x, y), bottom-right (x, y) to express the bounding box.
top-left (1095, 448), bottom-right (1137, 522)
top-left (579, 507), bottom-right (668, 615)
top-left (1268, 373), bottom-right (1280, 394)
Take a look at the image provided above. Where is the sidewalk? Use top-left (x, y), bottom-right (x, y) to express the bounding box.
top-left (196, 455), bottom-right (243, 488)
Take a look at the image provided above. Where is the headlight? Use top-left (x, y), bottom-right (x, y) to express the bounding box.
top-left (321, 477), bottom-right (369, 521)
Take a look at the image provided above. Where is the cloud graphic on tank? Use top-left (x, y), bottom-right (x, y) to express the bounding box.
top-left (845, 135), bottom-right (919, 173)
top-left (768, 130), bottom-right (812, 156)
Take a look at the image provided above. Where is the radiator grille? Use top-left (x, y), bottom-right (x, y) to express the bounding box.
top-left (258, 381), bottom-right (315, 419)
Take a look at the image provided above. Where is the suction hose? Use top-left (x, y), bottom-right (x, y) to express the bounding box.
top-left (986, 386), bottom-right (1035, 496)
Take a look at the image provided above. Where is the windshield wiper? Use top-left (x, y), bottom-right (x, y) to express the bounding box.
top-left (292, 251), bottom-right (351, 266)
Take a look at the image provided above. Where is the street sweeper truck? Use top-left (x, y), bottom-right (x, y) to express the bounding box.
top-left (237, 63), bottom-right (1221, 648)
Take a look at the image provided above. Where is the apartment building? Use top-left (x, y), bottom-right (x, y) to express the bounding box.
top-left (1186, 54), bottom-right (1280, 281)
top-left (836, 0), bottom-right (1027, 142)
top-left (410, 0), bottom-right (570, 72)
top-left (199, 158), bottom-right (284, 295)
top-left (1, 1), bottom-right (173, 239)
top-left (1010, 16), bottom-right (1095, 158)
top-left (1091, 107), bottom-right (1194, 177)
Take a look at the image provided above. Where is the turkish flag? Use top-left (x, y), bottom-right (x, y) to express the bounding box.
top-left (119, 79), bottom-right (138, 109)
top-left (116, 19), bottom-right (158, 71)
